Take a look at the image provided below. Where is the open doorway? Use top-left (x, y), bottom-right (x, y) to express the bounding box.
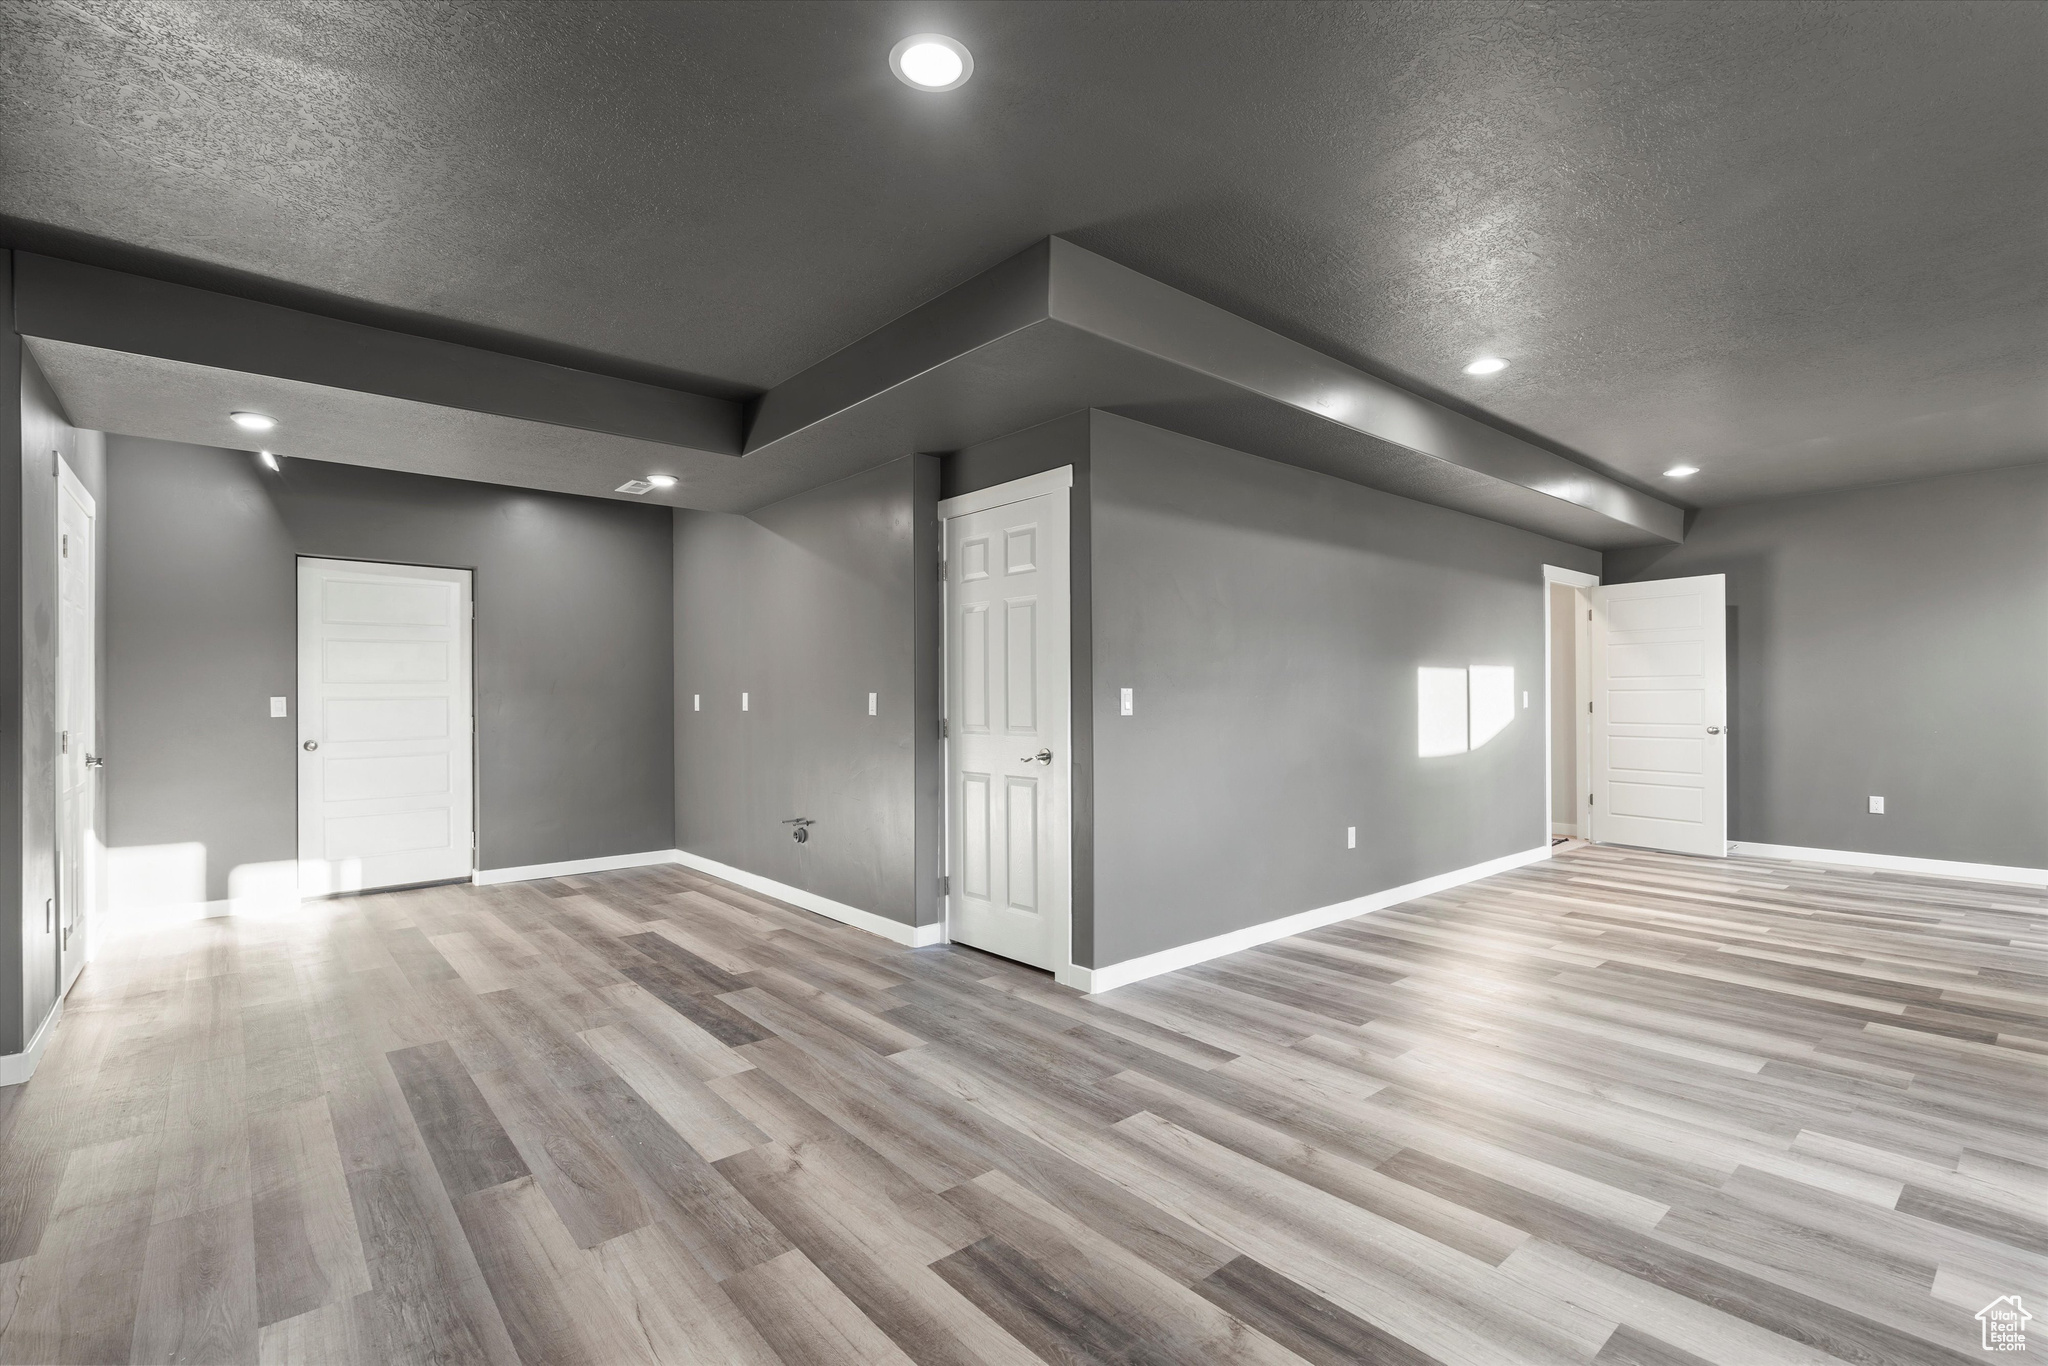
top-left (1544, 566), bottom-right (1598, 843)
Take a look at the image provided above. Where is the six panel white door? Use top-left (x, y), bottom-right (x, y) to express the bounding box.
top-left (1590, 573), bottom-right (1728, 857)
top-left (946, 489), bottom-right (1071, 971)
top-left (298, 558), bottom-right (474, 894)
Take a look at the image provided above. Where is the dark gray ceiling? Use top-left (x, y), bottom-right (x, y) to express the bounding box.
top-left (3, 0), bottom-right (2045, 506)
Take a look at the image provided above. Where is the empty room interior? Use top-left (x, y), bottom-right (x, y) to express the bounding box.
top-left (1, 3), bottom-right (2045, 1364)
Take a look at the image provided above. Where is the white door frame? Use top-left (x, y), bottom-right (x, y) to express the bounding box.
top-left (55, 457), bottom-right (97, 991)
top-left (297, 556), bottom-right (477, 895)
top-left (937, 466), bottom-right (1080, 987)
top-left (1543, 565), bottom-right (1599, 843)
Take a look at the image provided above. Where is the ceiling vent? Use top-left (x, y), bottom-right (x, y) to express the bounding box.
top-left (614, 479), bottom-right (656, 496)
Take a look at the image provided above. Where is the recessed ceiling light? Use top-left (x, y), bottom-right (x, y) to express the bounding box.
top-left (646, 474), bottom-right (677, 489)
top-left (891, 34), bottom-right (972, 91)
top-left (230, 411), bottom-right (276, 432)
top-left (1664, 465), bottom-right (1700, 478)
top-left (258, 450), bottom-right (279, 471)
top-left (1463, 357), bottom-right (1509, 376)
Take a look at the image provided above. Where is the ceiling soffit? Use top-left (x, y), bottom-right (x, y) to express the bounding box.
top-left (14, 241), bottom-right (1682, 546)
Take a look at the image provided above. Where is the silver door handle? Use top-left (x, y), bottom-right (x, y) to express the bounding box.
top-left (304, 740), bottom-right (319, 751)
top-left (1706, 726), bottom-right (1721, 735)
top-left (84, 754), bottom-right (105, 769)
top-left (1020, 748), bottom-right (1052, 764)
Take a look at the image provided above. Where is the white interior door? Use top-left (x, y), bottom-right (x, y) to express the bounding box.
top-left (1590, 573), bottom-right (1727, 857)
top-left (56, 460), bottom-right (96, 991)
top-left (943, 475), bottom-right (1071, 972)
top-left (298, 558), bottom-right (474, 894)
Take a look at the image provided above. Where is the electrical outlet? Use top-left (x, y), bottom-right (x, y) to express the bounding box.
top-left (1120, 688), bottom-right (1134, 716)
top-left (1347, 826), bottom-right (1357, 849)
top-left (269, 696), bottom-right (288, 718)
top-left (1868, 795), bottom-right (1884, 814)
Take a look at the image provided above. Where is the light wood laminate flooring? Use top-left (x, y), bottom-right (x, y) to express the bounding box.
top-left (1, 845), bottom-right (2044, 1364)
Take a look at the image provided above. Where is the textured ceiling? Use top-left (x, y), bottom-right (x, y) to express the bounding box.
top-left (3, 0), bottom-right (2045, 506)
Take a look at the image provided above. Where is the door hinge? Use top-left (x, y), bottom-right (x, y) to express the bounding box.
top-left (60, 533), bottom-right (67, 559)
top-left (1587, 701), bottom-right (1593, 714)
top-left (59, 730), bottom-right (68, 754)
top-left (50, 451), bottom-right (59, 477)
top-left (938, 556), bottom-right (946, 581)
top-left (1589, 793), bottom-right (1595, 806)
top-left (941, 717), bottom-right (949, 738)
top-left (938, 874), bottom-right (949, 896)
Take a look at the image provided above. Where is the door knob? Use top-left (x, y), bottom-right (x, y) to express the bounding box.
top-left (84, 754), bottom-right (105, 769)
top-left (303, 740), bottom-right (319, 751)
top-left (1019, 748), bottom-right (1053, 765)
top-left (1705, 726), bottom-right (1721, 735)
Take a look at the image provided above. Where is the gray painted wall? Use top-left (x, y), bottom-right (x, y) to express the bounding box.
top-left (1606, 464), bottom-right (2048, 869)
top-left (1087, 413), bottom-right (1600, 967)
top-left (104, 437), bottom-right (674, 899)
top-left (105, 438), bottom-right (295, 904)
top-left (673, 455), bottom-right (939, 927)
top-left (1549, 581), bottom-right (1579, 829)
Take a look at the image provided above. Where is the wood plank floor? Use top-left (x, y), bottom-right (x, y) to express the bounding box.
top-left (1, 845), bottom-right (2044, 1364)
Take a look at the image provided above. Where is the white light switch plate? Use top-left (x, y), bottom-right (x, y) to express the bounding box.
top-left (1120, 688), bottom-right (1133, 716)
top-left (868, 692), bottom-right (877, 716)
top-left (1347, 826), bottom-right (1356, 849)
top-left (693, 694), bottom-right (701, 711)
top-left (269, 696), bottom-right (288, 718)
top-left (741, 692), bottom-right (750, 712)
top-left (1868, 795), bottom-right (1884, 814)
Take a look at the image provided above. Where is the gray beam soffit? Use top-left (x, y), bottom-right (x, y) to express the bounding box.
top-left (15, 240), bottom-right (1679, 543)
top-left (11, 252), bottom-right (742, 455)
top-left (744, 239), bottom-right (1681, 547)
top-left (23, 336), bottom-right (752, 505)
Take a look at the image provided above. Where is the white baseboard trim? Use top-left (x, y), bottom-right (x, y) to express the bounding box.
top-left (1066, 844), bottom-right (1553, 994)
top-left (1729, 842), bottom-right (2048, 889)
top-left (670, 849), bottom-right (945, 948)
top-left (474, 850), bottom-right (678, 886)
top-left (0, 1001), bottom-right (62, 1086)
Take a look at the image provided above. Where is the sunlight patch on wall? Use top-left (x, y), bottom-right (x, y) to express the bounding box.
top-left (105, 844), bottom-right (302, 928)
top-left (1418, 665), bottom-right (1516, 757)
top-left (107, 841), bottom-right (206, 911)
top-left (1470, 665), bottom-right (1516, 749)
top-left (1418, 667), bottom-right (1470, 757)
